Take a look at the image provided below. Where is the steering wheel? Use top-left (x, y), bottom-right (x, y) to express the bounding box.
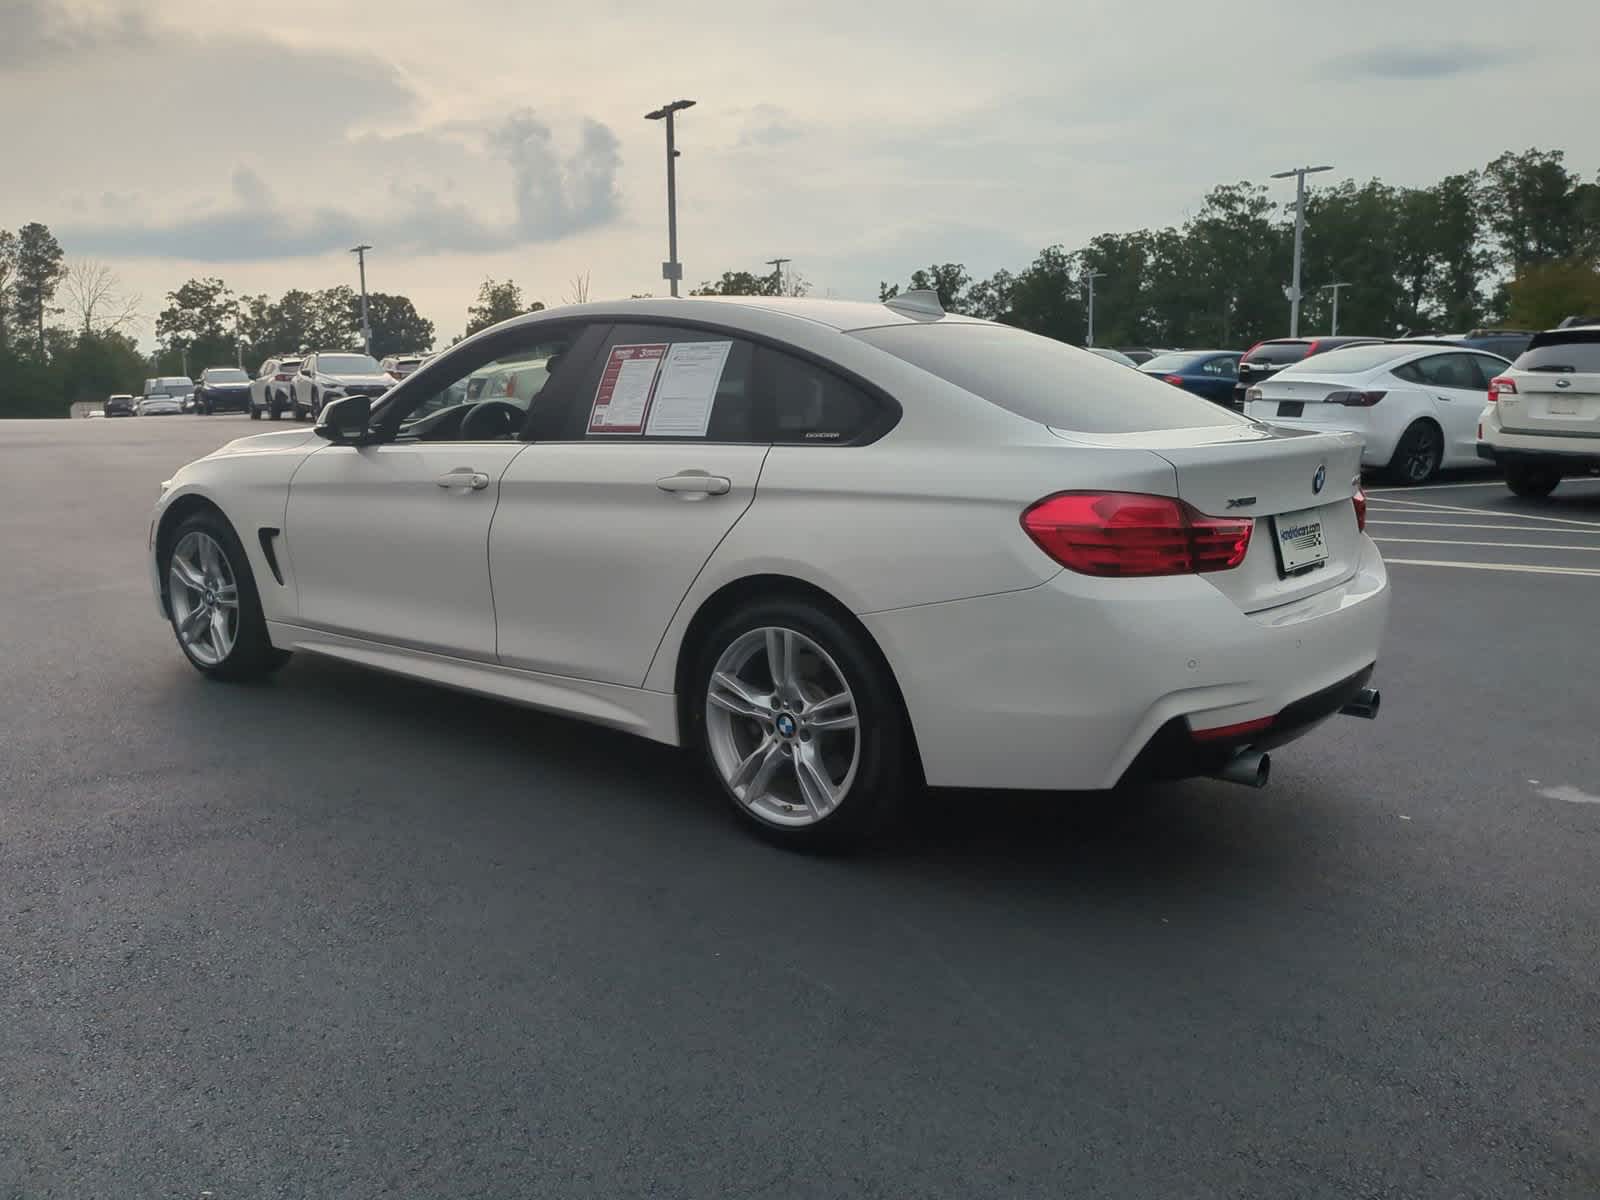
top-left (458, 400), bottom-right (524, 440)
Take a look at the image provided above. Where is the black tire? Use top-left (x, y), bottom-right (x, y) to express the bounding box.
top-left (249, 402), bottom-right (261, 420)
top-left (161, 509), bottom-right (291, 682)
top-left (1386, 420), bottom-right (1443, 485)
top-left (688, 597), bottom-right (913, 850)
top-left (1504, 464), bottom-right (1560, 499)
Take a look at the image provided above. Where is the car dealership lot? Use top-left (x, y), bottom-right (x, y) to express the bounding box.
top-left (3, 418), bottom-right (1598, 1197)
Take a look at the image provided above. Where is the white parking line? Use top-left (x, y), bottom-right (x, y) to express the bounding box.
top-left (1367, 495), bottom-right (1600, 529)
top-left (1366, 480), bottom-right (1509, 494)
top-left (1366, 518), bottom-right (1600, 534)
top-left (1385, 558), bottom-right (1600, 577)
top-left (1374, 537), bottom-right (1600, 553)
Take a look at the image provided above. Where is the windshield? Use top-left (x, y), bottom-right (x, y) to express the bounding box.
top-left (855, 322), bottom-right (1241, 434)
top-left (319, 354), bottom-right (381, 374)
top-left (207, 369), bottom-right (248, 382)
top-left (1278, 345), bottom-right (1411, 375)
top-left (1242, 342), bottom-right (1312, 365)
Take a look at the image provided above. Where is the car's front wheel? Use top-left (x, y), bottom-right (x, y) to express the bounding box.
top-left (1504, 464), bottom-right (1560, 499)
top-left (163, 512), bottom-right (290, 681)
top-left (691, 599), bottom-right (910, 848)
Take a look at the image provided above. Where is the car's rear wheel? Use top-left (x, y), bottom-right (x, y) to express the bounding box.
top-left (692, 599), bottom-right (909, 849)
top-left (1387, 420), bottom-right (1443, 485)
top-left (163, 513), bottom-right (290, 681)
top-left (1504, 464), bottom-right (1560, 499)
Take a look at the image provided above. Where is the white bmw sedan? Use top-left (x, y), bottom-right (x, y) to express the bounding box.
top-left (1242, 342), bottom-right (1510, 484)
top-left (150, 295), bottom-right (1388, 846)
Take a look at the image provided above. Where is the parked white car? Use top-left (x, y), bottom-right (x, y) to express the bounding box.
top-left (1478, 324), bottom-right (1600, 497)
top-left (148, 295), bottom-right (1388, 846)
top-left (1243, 342), bottom-right (1509, 483)
top-left (290, 352), bottom-right (392, 420)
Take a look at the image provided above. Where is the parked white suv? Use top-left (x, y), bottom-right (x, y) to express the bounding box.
top-left (1478, 326), bottom-right (1600, 497)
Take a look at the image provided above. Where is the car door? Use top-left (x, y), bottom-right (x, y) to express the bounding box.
top-left (491, 323), bottom-right (771, 686)
top-left (1407, 352), bottom-right (1492, 463)
top-left (1200, 355), bottom-right (1239, 403)
top-left (281, 326), bottom-right (594, 661)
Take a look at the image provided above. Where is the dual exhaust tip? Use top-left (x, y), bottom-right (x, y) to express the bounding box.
top-left (1208, 688), bottom-right (1381, 790)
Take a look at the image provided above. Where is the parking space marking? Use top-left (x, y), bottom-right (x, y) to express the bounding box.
top-left (1366, 519), bottom-right (1600, 533)
top-left (1366, 496), bottom-right (1600, 529)
top-left (1366, 480), bottom-right (1509, 494)
top-left (1373, 537), bottom-right (1600, 553)
top-left (1384, 558), bottom-right (1600, 577)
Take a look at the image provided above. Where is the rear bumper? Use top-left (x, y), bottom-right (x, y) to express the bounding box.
top-left (1477, 440), bottom-right (1600, 474)
top-left (205, 392), bottom-right (251, 411)
top-left (862, 535), bottom-right (1390, 791)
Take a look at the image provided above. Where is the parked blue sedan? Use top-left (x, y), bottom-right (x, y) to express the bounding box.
top-left (1139, 350), bottom-right (1242, 406)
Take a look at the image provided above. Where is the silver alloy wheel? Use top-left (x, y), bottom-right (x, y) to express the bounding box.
top-left (705, 626), bottom-right (861, 828)
top-left (168, 530), bottom-right (240, 667)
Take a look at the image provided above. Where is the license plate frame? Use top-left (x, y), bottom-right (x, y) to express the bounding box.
top-left (1548, 395), bottom-right (1580, 416)
top-left (1277, 401), bottom-right (1304, 417)
top-left (1272, 507), bottom-right (1329, 576)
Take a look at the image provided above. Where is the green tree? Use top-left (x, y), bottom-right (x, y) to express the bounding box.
top-left (354, 292), bottom-right (435, 357)
top-left (1483, 149), bottom-right (1592, 271)
top-left (465, 279), bottom-right (544, 337)
top-left (0, 229), bottom-right (16, 354)
top-left (1504, 260), bottom-right (1600, 329)
top-left (12, 222), bottom-right (66, 360)
top-left (1000, 245), bottom-right (1084, 342)
top-left (692, 270), bottom-right (778, 297)
top-left (157, 277), bottom-right (237, 373)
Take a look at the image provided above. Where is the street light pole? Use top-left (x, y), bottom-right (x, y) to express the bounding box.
top-left (645, 100), bottom-right (696, 297)
top-left (1270, 164), bottom-right (1332, 338)
top-left (1320, 282), bottom-right (1350, 336)
top-left (765, 257), bottom-right (791, 296)
top-left (350, 244), bottom-right (373, 355)
top-left (1082, 269), bottom-right (1106, 347)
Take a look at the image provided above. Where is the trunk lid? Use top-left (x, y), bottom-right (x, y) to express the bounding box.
top-left (1496, 331), bottom-right (1600, 437)
top-left (1052, 423), bottom-right (1365, 613)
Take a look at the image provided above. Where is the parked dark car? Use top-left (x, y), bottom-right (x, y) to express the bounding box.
top-left (193, 367), bottom-right (253, 414)
top-left (104, 393), bottom-right (135, 417)
top-left (1139, 350), bottom-right (1241, 405)
top-left (1233, 336), bottom-right (1383, 407)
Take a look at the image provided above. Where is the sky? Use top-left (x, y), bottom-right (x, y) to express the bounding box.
top-left (3, 0), bottom-right (1598, 351)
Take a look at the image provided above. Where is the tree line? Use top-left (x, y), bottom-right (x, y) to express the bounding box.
top-left (3, 146), bottom-right (1597, 416)
top-left (876, 148), bottom-right (1599, 348)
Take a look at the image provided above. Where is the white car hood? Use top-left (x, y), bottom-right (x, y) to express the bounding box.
top-left (209, 429), bottom-right (323, 458)
top-left (326, 374), bottom-right (392, 387)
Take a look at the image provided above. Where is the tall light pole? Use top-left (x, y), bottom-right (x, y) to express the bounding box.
top-left (765, 257), bottom-right (791, 296)
top-left (1320, 282), bottom-right (1351, 336)
top-left (645, 99), bottom-right (696, 297)
top-left (349, 243), bottom-right (373, 355)
top-left (1082, 269), bottom-right (1106, 347)
top-left (1270, 164), bottom-right (1331, 337)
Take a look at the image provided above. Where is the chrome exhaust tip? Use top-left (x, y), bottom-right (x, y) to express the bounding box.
top-left (1211, 749), bottom-right (1270, 789)
top-left (1340, 687), bottom-right (1381, 720)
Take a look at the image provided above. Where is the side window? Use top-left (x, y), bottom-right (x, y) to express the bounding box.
top-left (567, 323), bottom-right (758, 442)
top-left (1392, 361), bottom-right (1424, 384)
top-left (1412, 354), bottom-right (1482, 390)
top-left (758, 346), bottom-right (876, 444)
top-left (396, 328), bottom-right (586, 442)
top-left (1469, 356), bottom-right (1505, 387)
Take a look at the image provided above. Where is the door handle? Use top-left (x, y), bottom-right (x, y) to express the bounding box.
top-left (436, 469), bottom-right (490, 490)
top-left (656, 471), bottom-right (731, 497)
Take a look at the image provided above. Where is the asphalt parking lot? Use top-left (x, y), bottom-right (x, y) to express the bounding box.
top-left (3, 417), bottom-right (1598, 1198)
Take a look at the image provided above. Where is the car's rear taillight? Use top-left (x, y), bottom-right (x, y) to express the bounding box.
top-left (1021, 492), bottom-right (1253, 577)
top-left (1162, 374), bottom-right (1184, 387)
top-left (275, 373), bottom-right (291, 381)
top-left (1326, 390), bottom-right (1386, 407)
top-left (1488, 376), bottom-right (1516, 401)
top-left (1304, 340), bottom-right (1322, 356)
top-left (1353, 486), bottom-right (1367, 533)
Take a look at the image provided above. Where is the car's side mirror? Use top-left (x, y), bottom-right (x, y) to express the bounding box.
top-left (316, 395), bottom-right (371, 443)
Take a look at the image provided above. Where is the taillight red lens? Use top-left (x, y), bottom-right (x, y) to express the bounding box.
top-left (1162, 374), bottom-right (1185, 387)
top-left (1488, 376), bottom-right (1516, 401)
top-left (275, 373), bottom-right (290, 381)
top-left (1326, 389), bottom-right (1386, 407)
top-left (1353, 486), bottom-right (1367, 533)
top-left (1021, 492), bottom-right (1253, 577)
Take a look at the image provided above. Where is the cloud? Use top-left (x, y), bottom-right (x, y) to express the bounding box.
top-left (735, 104), bottom-right (803, 149)
top-left (61, 113), bottom-right (624, 260)
top-left (1323, 42), bottom-right (1523, 81)
top-left (0, 0), bottom-right (151, 68)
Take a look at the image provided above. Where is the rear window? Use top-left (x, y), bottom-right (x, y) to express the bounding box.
top-left (1278, 345), bottom-right (1410, 375)
top-left (1514, 333), bottom-right (1600, 374)
top-left (1141, 352), bottom-right (1208, 372)
top-left (1242, 342), bottom-right (1311, 365)
top-left (854, 323), bottom-right (1240, 434)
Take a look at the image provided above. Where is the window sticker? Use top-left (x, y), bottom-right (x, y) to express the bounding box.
top-left (643, 341), bottom-right (735, 437)
top-left (587, 343), bottom-right (667, 434)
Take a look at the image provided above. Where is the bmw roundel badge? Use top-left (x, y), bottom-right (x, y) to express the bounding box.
top-left (1312, 463), bottom-right (1326, 495)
